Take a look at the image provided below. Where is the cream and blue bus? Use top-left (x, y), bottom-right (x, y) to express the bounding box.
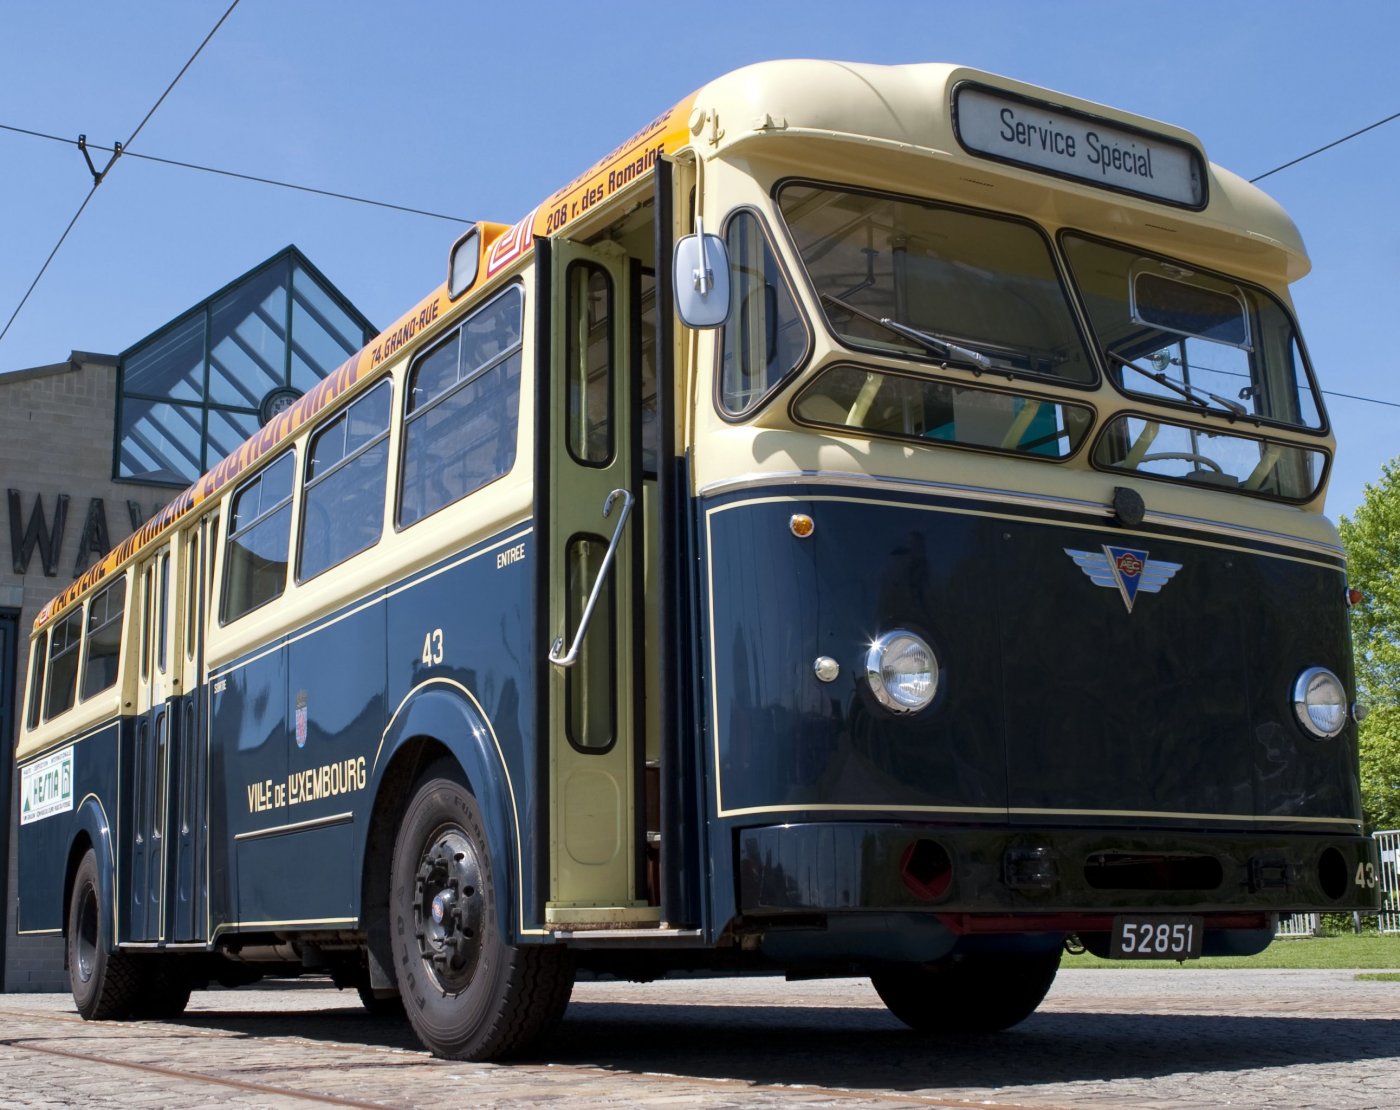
top-left (15, 60), bottom-right (1380, 1059)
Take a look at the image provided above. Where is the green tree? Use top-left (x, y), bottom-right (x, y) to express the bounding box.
top-left (1338, 458), bottom-right (1400, 831)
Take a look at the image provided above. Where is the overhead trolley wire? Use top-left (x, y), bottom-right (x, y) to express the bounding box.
top-left (1250, 110), bottom-right (1400, 183)
top-left (0, 0), bottom-right (242, 345)
top-left (0, 125), bottom-right (471, 224)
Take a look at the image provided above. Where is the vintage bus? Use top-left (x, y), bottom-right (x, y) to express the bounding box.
top-left (15, 60), bottom-right (1381, 1059)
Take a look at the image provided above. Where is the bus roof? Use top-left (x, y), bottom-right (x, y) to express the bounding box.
top-left (34, 59), bottom-right (1307, 634)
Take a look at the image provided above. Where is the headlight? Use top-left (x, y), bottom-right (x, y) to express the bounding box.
top-left (865, 630), bottom-right (938, 713)
top-left (1293, 667), bottom-right (1347, 739)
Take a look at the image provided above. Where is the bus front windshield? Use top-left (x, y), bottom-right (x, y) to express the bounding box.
top-left (777, 182), bottom-right (1096, 385)
top-left (1060, 233), bottom-right (1324, 431)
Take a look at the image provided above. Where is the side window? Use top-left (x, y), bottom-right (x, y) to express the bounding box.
top-left (81, 577), bottom-right (127, 700)
top-left (156, 552), bottom-right (170, 675)
top-left (25, 634), bottom-right (48, 731)
top-left (44, 610), bottom-right (84, 720)
top-left (221, 451), bottom-right (295, 623)
top-left (399, 286), bottom-right (524, 528)
top-left (298, 379), bottom-right (392, 581)
top-left (565, 263), bottom-right (613, 465)
top-left (719, 210), bottom-right (807, 417)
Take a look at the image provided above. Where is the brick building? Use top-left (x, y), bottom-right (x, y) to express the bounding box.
top-left (2, 248), bottom-right (372, 990)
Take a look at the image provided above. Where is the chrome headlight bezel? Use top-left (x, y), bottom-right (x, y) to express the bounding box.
top-left (1292, 666), bottom-right (1348, 739)
top-left (865, 630), bottom-right (938, 714)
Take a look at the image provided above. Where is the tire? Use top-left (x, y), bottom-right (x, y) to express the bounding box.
top-left (67, 849), bottom-right (140, 1020)
top-left (872, 949), bottom-right (1061, 1034)
top-left (132, 961), bottom-right (193, 1019)
top-left (390, 761), bottom-right (573, 1060)
top-left (357, 982), bottom-right (406, 1018)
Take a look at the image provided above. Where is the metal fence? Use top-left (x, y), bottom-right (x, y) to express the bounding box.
top-left (1276, 913), bottom-right (1321, 938)
top-left (1378, 829), bottom-right (1400, 936)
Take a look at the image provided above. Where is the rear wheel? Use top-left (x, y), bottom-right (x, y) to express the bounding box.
top-left (872, 949), bottom-right (1061, 1034)
top-left (390, 761), bottom-right (573, 1059)
top-left (68, 849), bottom-right (140, 1020)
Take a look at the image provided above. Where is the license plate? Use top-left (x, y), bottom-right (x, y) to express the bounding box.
top-left (1110, 915), bottom-right (1204, 960)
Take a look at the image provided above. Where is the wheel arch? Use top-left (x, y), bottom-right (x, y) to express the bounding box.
top-left (362, 682), bottom-right (525, 989)
top-left (63, 795), bottom-right (116, 952)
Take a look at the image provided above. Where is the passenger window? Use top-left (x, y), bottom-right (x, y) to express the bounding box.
top-left (399, 286), bottom-right (523, 528)
top-left (157, 552), bottom-right (170, 675)
top-left (221, 451), bottom-right (295, 623)
top-left (719, 210), bottom-right (807, 417)
top-left (26, 634), bottom-right (48, 731)
top-left (185, 533), bottom-right (199, 662)
top-left (565, 263), bottom-right (613, 465)
top-left (81, 577), bottom-right (127, 700)
top-left (43, 609), bottom-right (84, 720)
top-left (565, 534), bottom-right (615, 753)
top-left (298, 379), bottom-right (391, 581)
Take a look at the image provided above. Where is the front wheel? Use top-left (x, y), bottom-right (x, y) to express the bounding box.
top-left (872, 949), bottom-right (1061, 1034)
top-left (390, 760), bottom-right (573, 1059)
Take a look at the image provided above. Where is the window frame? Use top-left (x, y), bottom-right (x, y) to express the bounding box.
top-left (80, 575), bottom-right (128, 702)
top-left (295, 376), bottom-right (393, 584)
top-left (790, 362), bottom-right (1097, 464)
top-left (712, 205), bottom-right (813, 422)
top-left (1090, 409), bottom-right (1331, 505)
top-left (395, 283), bottom-right (526, 531)
top-left (219, 449), bottom-right (297, 625)
top-left (563, 260), bottom-right (616, 468)
top-left (771, 177), bottom-right (1098, 396)
top-left (43, 607), bottom-right (85, 722)
top-left (25, 630), bottom-right (49, 732)
top-left (1058, 229), bottom-right (1330, 437)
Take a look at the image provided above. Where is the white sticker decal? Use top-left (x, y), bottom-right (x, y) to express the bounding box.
top-left (20, 747), bottom-right (74, 826)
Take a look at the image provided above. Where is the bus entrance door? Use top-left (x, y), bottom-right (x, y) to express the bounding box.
top-left (544, 239), bottom-right (652, 925)
top-left (130, 543), bottom-right (178, 942)
top-left (169, 521), bottom-right (208, 942)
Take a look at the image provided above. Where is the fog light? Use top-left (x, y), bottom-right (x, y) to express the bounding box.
top-left (865, 630), bottom-right (937, 713)
top-left (1293, 667), bottom-right (1347, 739)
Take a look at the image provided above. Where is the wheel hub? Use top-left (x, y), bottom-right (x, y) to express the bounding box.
top-left (414, 827), bottom-right (484, 992)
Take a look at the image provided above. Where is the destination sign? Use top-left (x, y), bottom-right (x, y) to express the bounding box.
top-left (954, 84), bottom-right (1205, 208)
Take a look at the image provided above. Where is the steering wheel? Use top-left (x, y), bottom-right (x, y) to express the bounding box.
top-left (1138, 452), bottom-right (1223, 474)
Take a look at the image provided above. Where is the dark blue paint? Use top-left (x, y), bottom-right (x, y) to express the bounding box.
top-left (699, 486), bottom-right (1360, 832)
top-left (17, 723), bottom-right (120, 936)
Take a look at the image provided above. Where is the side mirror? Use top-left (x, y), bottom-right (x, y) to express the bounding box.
top-left (673, 223), bottom-right (730, 328)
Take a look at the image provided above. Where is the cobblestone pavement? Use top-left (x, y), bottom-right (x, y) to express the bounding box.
top-left (0, 969), bottom-right (1396, 1108)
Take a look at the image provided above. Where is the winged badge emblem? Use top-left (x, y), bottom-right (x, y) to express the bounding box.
top-left (1064, 545), bottom-right (1182, 613)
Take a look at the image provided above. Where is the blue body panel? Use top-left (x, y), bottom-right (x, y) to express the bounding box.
top-left (208, 525), bottom-right (537, 937)
top-left (18, 524), bottom-right (538, 951)
top-left (697, 483), bottom-right (1373, 929)
top-left (17, 723), bottom-right (120, 935)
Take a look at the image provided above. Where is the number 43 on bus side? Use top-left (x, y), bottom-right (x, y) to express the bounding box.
top-left (421, 628), bottom-right (444, 666)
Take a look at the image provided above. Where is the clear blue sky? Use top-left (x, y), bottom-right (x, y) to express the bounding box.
top-left (2, 1), bottom-right (1396, 519)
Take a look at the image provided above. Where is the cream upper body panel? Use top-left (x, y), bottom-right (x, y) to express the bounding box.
top-left (684, 60), bottom-right (1307, 284)
top-left (683, 62), bottom-right (1333, 545)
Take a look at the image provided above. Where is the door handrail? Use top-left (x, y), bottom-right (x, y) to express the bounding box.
top-left (548, 488), bottom-right (633, 668)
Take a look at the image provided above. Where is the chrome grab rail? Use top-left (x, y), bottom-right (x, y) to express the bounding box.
top-left (547, 488), bottom-right (633, 668)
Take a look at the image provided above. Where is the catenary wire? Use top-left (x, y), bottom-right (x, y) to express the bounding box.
top-left (1250, 110), bottom-right (1400, 183)
top-left (0, 1), bottom-right (241, 344)
top-left (0, 125), bottom-right (470, 223)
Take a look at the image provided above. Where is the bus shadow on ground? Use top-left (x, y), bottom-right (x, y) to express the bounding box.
top-left (546, 1003), bottom-right (1400, 1092)
top-left (175, 999), bottom-right (1400, 1093)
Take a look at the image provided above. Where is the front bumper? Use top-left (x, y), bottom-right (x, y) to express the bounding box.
top-left (737, 822), bottom-right (1382, 917)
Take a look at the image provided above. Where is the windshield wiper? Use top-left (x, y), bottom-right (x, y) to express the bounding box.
top-left (1106, 350), bottom-right (1247, 417)
top-left (822, 294), bottom-right (993, 371)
